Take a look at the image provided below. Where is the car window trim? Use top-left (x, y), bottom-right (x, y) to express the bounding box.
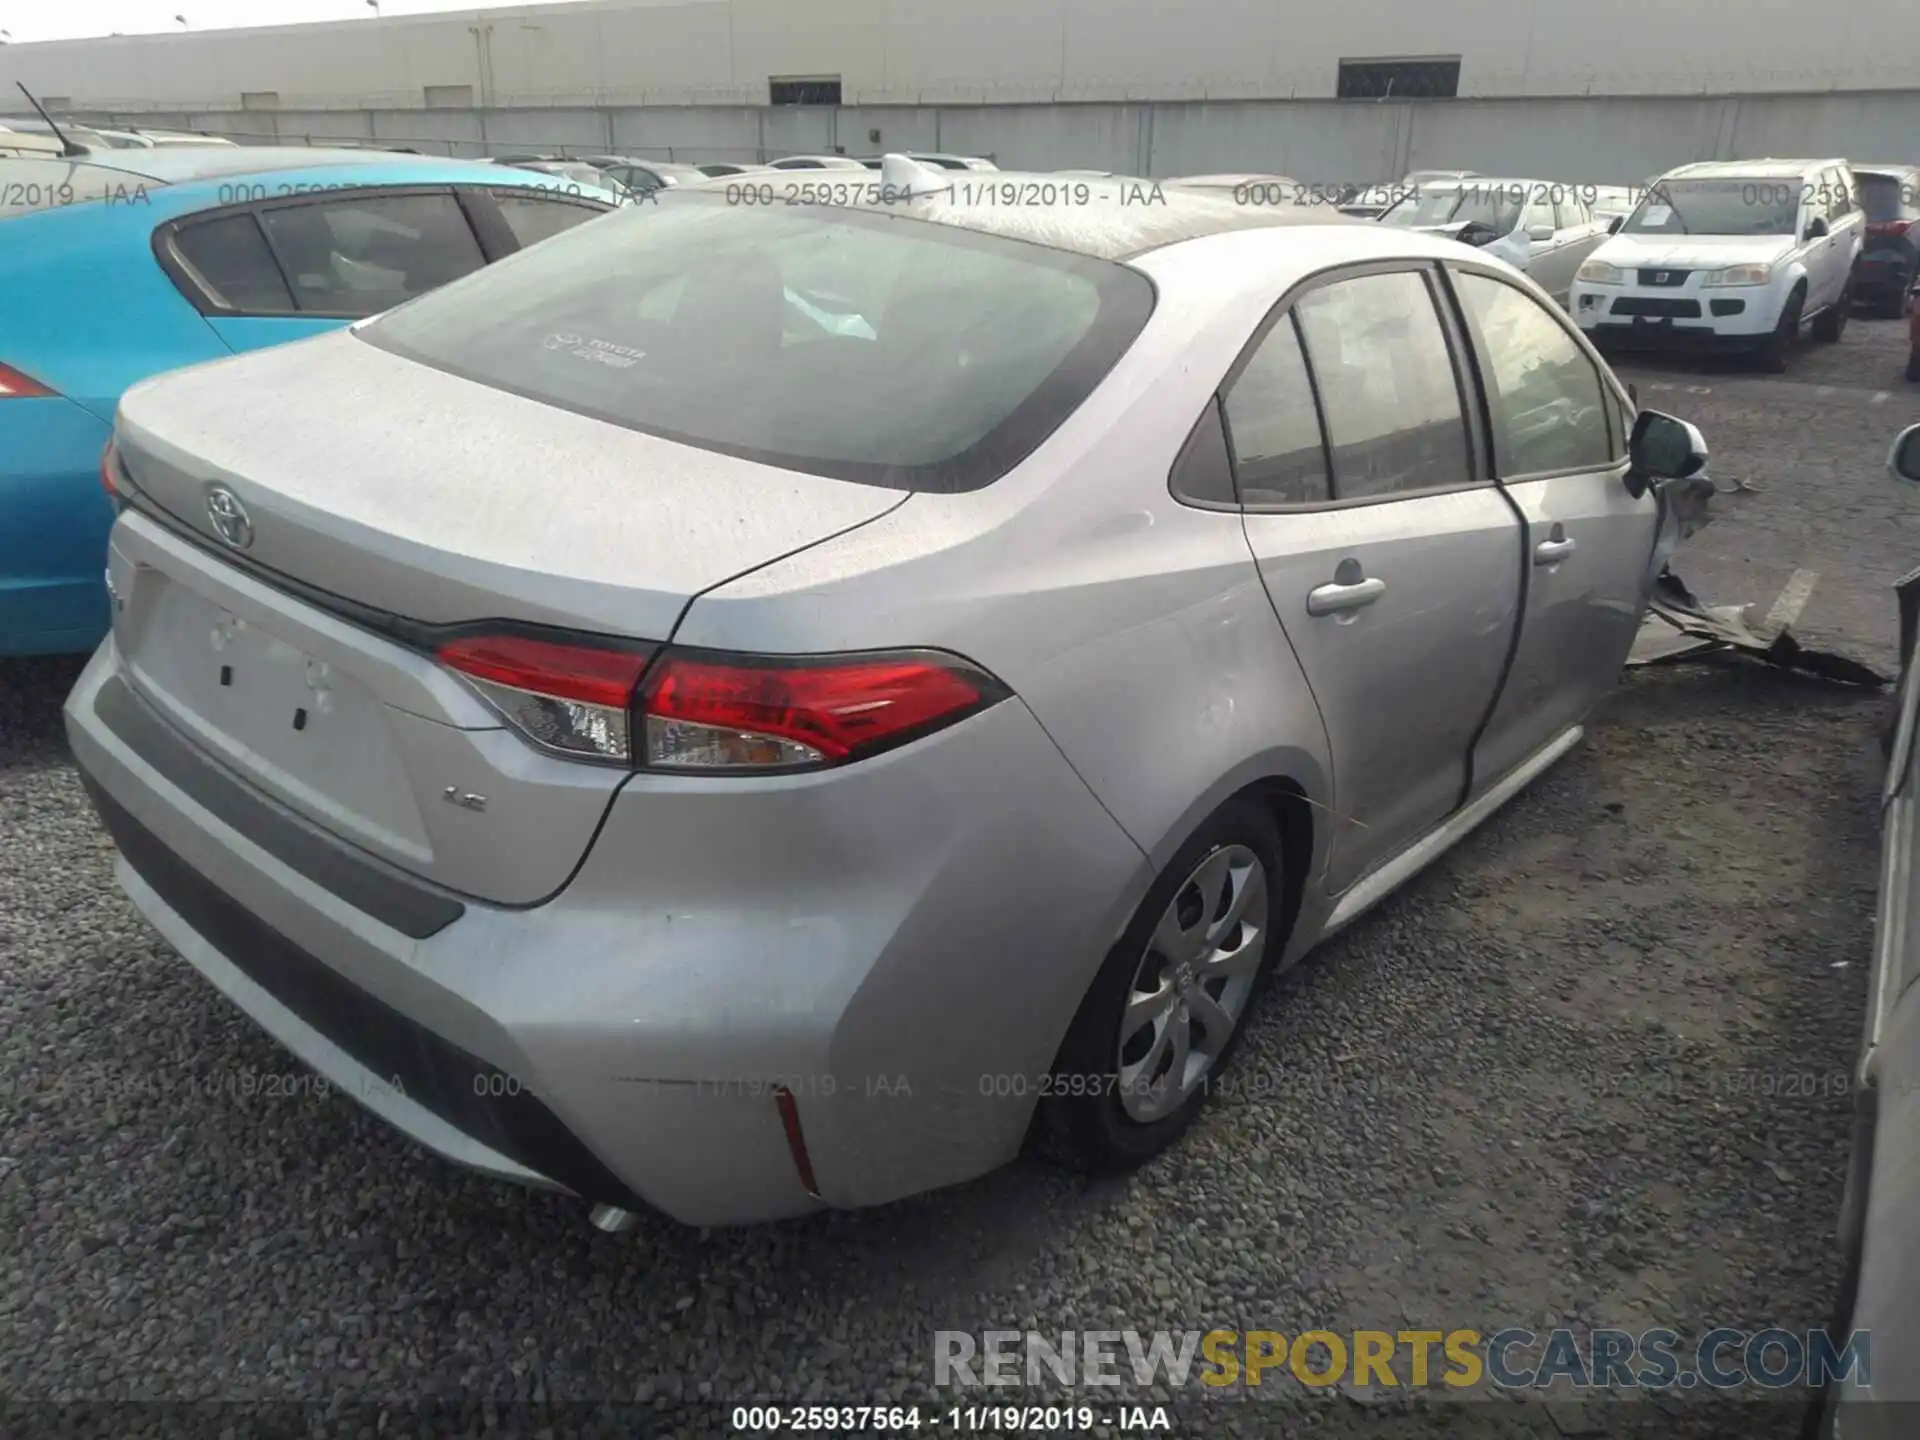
top-left (155, 182), bottom-right (510, 320)
top-left (1211, 258), bottom-right (1491, 515)
top-left (1437, 262), bottom-right (1630, 480)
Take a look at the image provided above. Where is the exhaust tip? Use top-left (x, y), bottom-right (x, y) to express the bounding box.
top-left (589, 1204), bottom-right (639, 1233)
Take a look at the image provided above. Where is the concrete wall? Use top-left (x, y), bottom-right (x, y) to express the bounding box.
top-left (2, 0), bottom-right (1919, 111)
top-left (67, 92), bottom-right (1920, 185)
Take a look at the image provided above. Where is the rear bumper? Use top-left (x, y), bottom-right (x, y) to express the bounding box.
top-left (1854, 249), bottom-right (1915, 294)
top-left (66, 637), bottom-right (1147, 1226)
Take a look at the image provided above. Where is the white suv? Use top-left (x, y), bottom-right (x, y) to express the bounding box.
top-left (1569, 158), bottom-right (1865, 372)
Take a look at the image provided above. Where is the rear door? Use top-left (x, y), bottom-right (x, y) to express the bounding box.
top-left (1828, 165), bottom-right (1868, 297)
top-left (1445, 263), bottom-right (1658, 792)
top-left (1802, 172), bottom-right (1846, 310)
top-left (1232, 264), bottom-right (1526, 895)
top-left (159, 187), bottom-right (498, 351)
top-left (1551, 193), bottom-right (1608, 298)
top-left (1519, 186), bottom-right (1578, 302)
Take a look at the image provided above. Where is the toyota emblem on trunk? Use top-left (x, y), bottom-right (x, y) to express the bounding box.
top-left (205, 484), bottom-right (253, 550)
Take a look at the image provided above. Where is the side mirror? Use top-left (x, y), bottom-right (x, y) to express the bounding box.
top-left (1527, 223), bottom-right (1555, 242)
top-left (1625, 410), bottom-right (1708, 497)
top-left (1805, 217), bottom-right (1829, 241)
top-left (1890, 424), bottom-right (1920, 485)
top-left (1607, 215), bottom-right (1623, 234)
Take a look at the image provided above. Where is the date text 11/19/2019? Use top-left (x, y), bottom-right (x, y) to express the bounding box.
top-left (730, 1404), bottom-right (1173, 1433)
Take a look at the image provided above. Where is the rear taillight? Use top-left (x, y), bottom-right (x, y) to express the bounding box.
top-left (640, 649), bottom-right (1004, 771)
top-left (100, 440), bottom-right (119, 498)
top-left (0, 362), bottom-right (55, 399)
top-left (436, 633), bottom-right (654, 763)
top-left (436, 633), bottom-right (1006, 772)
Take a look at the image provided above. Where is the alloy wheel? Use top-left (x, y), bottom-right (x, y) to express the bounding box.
top-left (1115, 844), bottom-right (1269, 1123)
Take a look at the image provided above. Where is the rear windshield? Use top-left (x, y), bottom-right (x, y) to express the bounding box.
top-left (358, 192), bottom-right (1155, 491)
top-left (1856, 172), bottom-right (1916, 222)
top-left (1622, 180), bottom-right (1798, 237)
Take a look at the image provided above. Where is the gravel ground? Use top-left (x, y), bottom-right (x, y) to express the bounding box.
top-left (1, 320), bottom-right (1912, 1439)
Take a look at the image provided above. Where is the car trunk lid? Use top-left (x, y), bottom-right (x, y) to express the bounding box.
top-left (106, 331), bottom-right (907, 904)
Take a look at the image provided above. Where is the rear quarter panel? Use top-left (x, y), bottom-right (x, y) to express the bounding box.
top-left (674, 227), bottom-right (1353, 951)
top-left (0, 195), bottom-right (228, 421)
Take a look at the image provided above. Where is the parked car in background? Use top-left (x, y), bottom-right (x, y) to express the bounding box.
top-left (577, 156), bottom-right (708, 194)
top-left (138, 130), bottom-right (238, 147)
top-left (1166, 174), bottom-right (1308, 205)
top-left (1811, 422), bottom-right (1920, 1437)
top-left (1588, 185), bottom-right (1638, 226)
top-left (1850, 164), bottom-right (1920, 317)
top-left (766, 154), bottom-right (868, 171)
top-left (852, 152), bottom-right (998, 172)
top-left (0, 117), bottom-right (119, 151)
top-left (63, 163), bottom-right (1711, 1227)
top-left (1378, 178), bottom-right (1610, 305)
top-left (694, 161), bottom-right (765, 177)
top-left (1907, 285), bottom-right (1920, 382)
top-left (0, 147), bottom-right (618, 656)
top-left (1403, 168), bottom-right (1479, 187)
top-left (85, 127), bottom-right (237, 149)
top-left (490, 157), bottom-right (636, 200)
top-left (1569, 158), bottom-right (1866, 372)
top-left (0, 128), bottom-right (66, 158)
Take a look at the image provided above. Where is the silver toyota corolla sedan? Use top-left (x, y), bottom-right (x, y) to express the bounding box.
top-left (65, 159), bottom-right (1710, 1228)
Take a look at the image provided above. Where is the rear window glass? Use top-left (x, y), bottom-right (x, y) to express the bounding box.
top-left (357, 193), bottom-right (1155, 491)
top-left (173, 212), bottom-right (295, 311)
top-left (1856, 172), bottom-right (1916, 222)
top-left (259, 192), bottom-right (487, 316)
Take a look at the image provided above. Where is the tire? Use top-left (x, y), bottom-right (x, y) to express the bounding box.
top-left (1812, 285), bottom-right (1851, 342)
top-left (1757, 289), bottom-right (1805, 373)
top-left (1047, 797), bottom-right (1285, 1172)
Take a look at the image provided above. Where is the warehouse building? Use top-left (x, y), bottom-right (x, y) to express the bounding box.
top-left (3, 0), bottom-right (1919, 179)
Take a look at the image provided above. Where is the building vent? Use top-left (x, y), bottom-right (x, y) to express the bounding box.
top-left (769, 76), bottom-right (842, 106)
top-left (424, 84), bottom-right (475, 109)
top-left (1336, 58), bottom-right (1462, 99)
top-left (240, 91), bottom-right (280, 110)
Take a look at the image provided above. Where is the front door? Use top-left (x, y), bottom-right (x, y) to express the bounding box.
top-left (1227, 266), bottom-right (1526, 894)
top-left (1447, 265), bottom-right (1660, 791)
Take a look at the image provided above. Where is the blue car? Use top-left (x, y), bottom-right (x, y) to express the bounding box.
top-left (0, 147), bottom-right (620, 656)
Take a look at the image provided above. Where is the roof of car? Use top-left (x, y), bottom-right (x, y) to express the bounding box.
top-left (47, 145), bottom-right (490, 184)
top-left (0, 152), bottom-right (619, 223)
top-left (670, 167), bottom-right (1361, 260)
top-left (1663, 158), bottom-right (1849, 180)
top-left (1853, 163), bottom-right (1920, 177)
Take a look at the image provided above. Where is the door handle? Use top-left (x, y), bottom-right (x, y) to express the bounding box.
top-left (1534, 537), bottom-right (1576, 565)
top-left (1307, 576), bottom-right (1387, 616)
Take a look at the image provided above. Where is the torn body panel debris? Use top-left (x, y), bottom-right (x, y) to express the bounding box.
top-left (1630, 566), bottom-right (1887, 688)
